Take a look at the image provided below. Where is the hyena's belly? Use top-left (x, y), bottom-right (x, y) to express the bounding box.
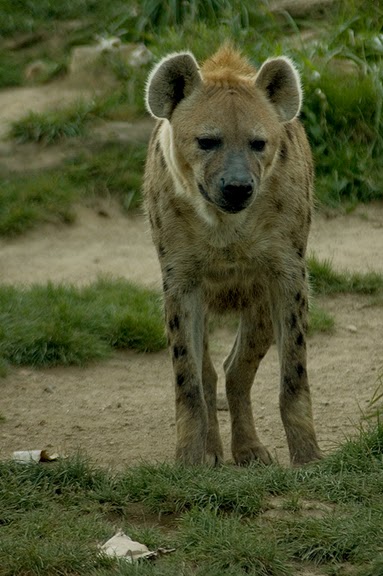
top-left (202, 265), bottom-right (267, 313)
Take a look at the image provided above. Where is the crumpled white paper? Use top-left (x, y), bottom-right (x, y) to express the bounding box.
top-left (99, 530), bottom-right (175, 563)
top-left (13, 450), bottom-right (59, 464)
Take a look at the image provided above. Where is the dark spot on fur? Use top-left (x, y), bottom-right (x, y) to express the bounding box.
top-left (169, 315), bottom-right (180, 331)
top-left (173, 345), bottom-right (187, 360)
top-left (279, 140), bottom-right (288, 162)
top-left (176, 373), bottom-right (185, 386)
top-left (297, 246), bottom-right (304, 258)
top-left (162, 279), bottom-right (169, 293)
top-left (296, 332), bottom-right (305, 346)
top-left (165, 265), bottom-right (173, 276)
top-left (284, 375), bottom-right (298, 395)
top-left (169, 198), bottom-right (182, 218)
top-left (296, 363), bottom-right (305, 377)
top-left (274, 198), bottom-right (284, 213)
top-left (184, 388), bottom-right (200, 405)
top-left (158, 244), bottom-right (166, 258)
top-left (290, 313), bottom-right (297, 329)
top-left (295, 292), bottom-right (302, 302)
top-left (155, 214), bottom-right (162, 229)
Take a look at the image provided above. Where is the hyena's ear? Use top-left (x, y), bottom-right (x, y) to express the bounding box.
top-left (255, 57), bottom-right (302, 122)
top-left (146, 52), bottom-right (201, 120)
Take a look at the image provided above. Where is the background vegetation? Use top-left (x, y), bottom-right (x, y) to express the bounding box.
top-left (1, 0), bottom-right (382, 228)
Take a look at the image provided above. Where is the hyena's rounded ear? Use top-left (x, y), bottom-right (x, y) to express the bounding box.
top-left (146, 52), bottom-right (201, 120)
top-left (255, 57), bottom-right (302, 122)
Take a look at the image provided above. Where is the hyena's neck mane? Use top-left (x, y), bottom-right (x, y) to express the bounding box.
top-left (201, 45), bottom-right (256, 87)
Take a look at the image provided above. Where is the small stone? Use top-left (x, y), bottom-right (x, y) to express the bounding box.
top-left (346, 324), bottom-right (357, 333)
top-left (43, 385), bottom-right (54, 393)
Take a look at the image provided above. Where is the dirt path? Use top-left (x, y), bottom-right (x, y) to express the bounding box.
top-left (0, 205), bottom-right (382, 468)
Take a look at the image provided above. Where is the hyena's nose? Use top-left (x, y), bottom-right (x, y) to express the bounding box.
top-left (220, 178), bottom-right (254, 209)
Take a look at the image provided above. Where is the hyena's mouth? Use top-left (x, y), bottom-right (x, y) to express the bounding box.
top-left (198, 183), bottom-right (252, 214)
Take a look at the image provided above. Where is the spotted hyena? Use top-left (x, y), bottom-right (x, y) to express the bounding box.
top-left (143, 45), bottom-right (321, 466)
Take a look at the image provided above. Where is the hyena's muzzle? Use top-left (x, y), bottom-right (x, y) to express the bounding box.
top-left (199, 151), bottom-right (257, 214)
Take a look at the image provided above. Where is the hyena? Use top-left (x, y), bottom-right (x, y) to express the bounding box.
top-left (143, 45), bottom-right (321, 466)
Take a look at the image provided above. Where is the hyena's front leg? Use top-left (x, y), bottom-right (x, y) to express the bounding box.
top-left (202, 318), bottom-right (224, 466)
top-left (165, 289), bottom-right (208, 465)
top-left (272, 281), bottom-right (322, 465)
top-left (224, 303), bottom-right (274, 466)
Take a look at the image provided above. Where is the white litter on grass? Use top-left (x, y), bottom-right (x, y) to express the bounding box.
top-left (99, 530), bottom-right (175, 563)
top-left (12, 450), bottom-right (59, 464)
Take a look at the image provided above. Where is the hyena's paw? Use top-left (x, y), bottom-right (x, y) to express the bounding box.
top-left (176, 428), bottom-right (207, 465)
top-left (233, 442), bottom-right (273, 466)
top-left (205, 430), bottom-right (224, 467)
top-left (290, 444), bottom-right (323, 467)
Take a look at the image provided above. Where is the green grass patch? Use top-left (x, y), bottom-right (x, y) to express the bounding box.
top-left (0, 171), bottom-right (79, 236)
top-left (307, 301), bottom-right (335, 334)
top-left (0, 278), bottom-right (166, 367)
top-left (67, 142), bottom-right (146, 211)
top-left (0, 142), bottom-right (146, 236)
top-left (1, 421), bottom-right (383, 575)
top-left (9, 100), bottom-right (99, 144)
top-left (0, 52), bottom-right (24, 88)
top-left (308, 254), bottom-right (383, 295)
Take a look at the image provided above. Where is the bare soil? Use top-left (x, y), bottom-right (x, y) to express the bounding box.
top-left (0, 203), bottom-right (382, 468)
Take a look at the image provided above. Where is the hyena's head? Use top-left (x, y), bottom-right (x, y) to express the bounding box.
top-left (146, 45), bottom-right (302, 216)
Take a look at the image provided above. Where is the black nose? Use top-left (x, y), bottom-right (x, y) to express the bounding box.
top-left (220, 179), bottom-right (254, 206)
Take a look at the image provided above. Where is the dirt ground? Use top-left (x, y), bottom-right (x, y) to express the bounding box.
top-left (0, 202), bottom-right (382, 468)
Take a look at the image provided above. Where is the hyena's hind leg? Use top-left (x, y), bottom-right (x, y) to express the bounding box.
top-left (202, 316), bottom-right (224, 466)
top-left (224, 300), bottom-right (274, 466)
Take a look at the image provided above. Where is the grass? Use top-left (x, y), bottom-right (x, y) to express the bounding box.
top-left (0, 278), bottom-right (166, 367)
top-left (9, 101), bottom-right (97, 144)
top-left (308, 254), bottom-right (383, 295)
top-left (0, 142), bottom-right (146, 236)
top-left (1, 421), bottom-right (383, 575)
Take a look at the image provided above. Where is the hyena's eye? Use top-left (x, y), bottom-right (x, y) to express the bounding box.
top-left (197, 137), bottom-right (222, 151)
top-left (250, 139), bottom-right (266, 152)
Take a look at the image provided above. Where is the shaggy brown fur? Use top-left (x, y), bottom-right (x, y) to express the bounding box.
top-left (143, 46), bottom-right (321, 466)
